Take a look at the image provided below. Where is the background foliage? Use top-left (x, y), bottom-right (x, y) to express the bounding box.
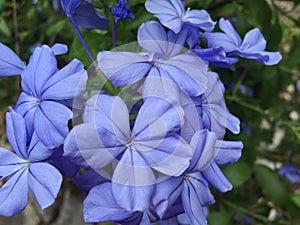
top-left (1, 0), bottom-right (300, 224)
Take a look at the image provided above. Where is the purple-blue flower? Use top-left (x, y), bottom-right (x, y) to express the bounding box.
top-left (60, 0), bottom-right (109, 29)
top-left (64, 94), bottom-right (192, 211)
top-left (145, 0), bottom-right (215, 34)
top-left (15, 45), bottom-right (87, 148)
top-left (0, 110), bottom-right (62, 216)
top-left (111, 0), bottom-right (134, 22)
top-left (204, 18), bottom-right (282, 65)
top-left (97, 21), bottom-right (209, 96)
top-left (0, 42), bottom-right (25, 76)
top-left (279, 164), bottom-right (299, 183)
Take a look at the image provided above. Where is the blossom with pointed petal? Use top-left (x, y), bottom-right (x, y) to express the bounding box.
top-left (204, 18), bottom-right (282, 65)
top-left (111, 0), bottom-right (134, 22)
top-left (15, 45), bottom-right (87, 148)
top-left (0, 111), bottom-right (62, 216)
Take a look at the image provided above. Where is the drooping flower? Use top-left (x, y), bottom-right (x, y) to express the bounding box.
top-left (98, 21), bottom-right (209, 97)
top-left (111, 0), bottom-right (134, 22)
top-left (0, 42), bottom-right (26, 76)
top-left (60, 0), bottom-right (108, 29)
top-left (279, 164), bottom-right (299, 183)
top-left (0, 110), bottom-right (62, 216)
top-left (15, 45), bottom-right (87, 148)
top-left (204, 18), bottom-right (282, 65)
top-left (64, 94), bottom-right (192, 211)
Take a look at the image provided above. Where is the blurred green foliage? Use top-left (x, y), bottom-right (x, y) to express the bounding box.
top-left (1, 0), bottom-right (300, 224)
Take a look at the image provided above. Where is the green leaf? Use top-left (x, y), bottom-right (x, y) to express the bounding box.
top-left (208, 211), bottom-right (233, 225)
top-left (254, 165), bottom-right (291, 207)
top-left (0, 16), bottom-right (10, 37)
top-left (292, 193), bottom-right (300, 208)
top-left (223, 161), bottom-right (252, 188)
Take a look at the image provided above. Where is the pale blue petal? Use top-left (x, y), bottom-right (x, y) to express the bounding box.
top-left (0, 42), bottom-right (25, 76)
top-left (0, 148), bottom-right (27, 179)
top-left (28, 163), bottom-right (62, 209)
top-left (21, 45), bottom-right (57, 97)
top-left (215, 140), bottom-right (243, 166)
top-left (112, 150), bottom-right (155, 211)
top-left (152, 176), bottom-right (183, 218)
top-left (235, 50), bottom-right (282, 65)
top-left (219, 18), bottom-right (241, 46)
top-left (34, 101), bottom-right (72, 148)
top-left (84, 182), bottom-right (143, 224)
top-left (145, 0), bottom-right (184, 33)
top-left (204, 32), bottom-right (239, 52)
top-left (133, 96), bottom-right (184, 140)
top-left (41, 59), bottom-right (87, 100)
top-left (60, 0), bottom-right (81, 17)
top-left (0, 168), bottom-right (28, 216)
top-left (64, 123), bottom-right (122, 169)
top-left (201, 162), bottom-right (232, 192)
top-left (138, 135), bottom-right (192, 176)
top-left (183, 9), bottom-right (215, 31)
top-left (166, 28), bottom-right (187, 57)
top-left (189, 130), bottom-right (218, 172)
top-left (240, 28), bottom-right (266, 51)
top-left (83, 94), bottom-right (130, 142)
top-left (51, 43), bottom-right (68, 55)
top-left (138, 21), bottom-right (168, 55)
top-left (6, 110), bottom-right (28, 159)
top-left (27, 132), bottom-right (53, 162)
top-left (97, 51), bottom-right (151, 87)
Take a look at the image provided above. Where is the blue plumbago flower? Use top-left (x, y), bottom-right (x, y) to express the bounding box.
top-left (15, 45), bottom-right (87, 149)
top-left (64, 94), bottom-right (192, 211)
top-left (204, 18), bottom-right (282, 65)
top-left (145, 0), bottom-right (215, 34)
top-left (145, 0), bottom-right (215, 48)
top-left (75, 169), bottom-right (109, 193)
top-left (111, 0), bottom-right (134, 22)
top-left (98, 21), bottom-right (209, 97)
top-left (279, 164), bottom-right (300, 183)
top-left (60, 0), bottom-right (109, 29)
top-left (0, 110), bottom-right (62, 216)
top-left (193, 72), bottom-right (240, 138)
top-left (0, 42), bottom-right (25, 76)
top-left (152, 130), bottom-right (243, 225)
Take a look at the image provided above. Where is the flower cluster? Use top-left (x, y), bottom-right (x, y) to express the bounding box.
top-left (0, 0), bottom-right (282, 224)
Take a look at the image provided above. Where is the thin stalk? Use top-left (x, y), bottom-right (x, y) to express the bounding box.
top-left (113, 20), bottom-right (117, 48)
top-left (12, 0), bottom-right (19, 55)
top-left (69, 17), bottom-right (95, 63)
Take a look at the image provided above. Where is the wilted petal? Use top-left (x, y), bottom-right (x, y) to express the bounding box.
top-left (202, 162), bottom-right (232, 192)
top-left (84, 182), bottom-right (143, 224)
top-left (145, 0), bottom-right (185, 34)
top-left (60, 0), bottom-right (81, 17)
top-left (0, 148), bottom-right (27, 179)
top-left (0, 42), bottom-right (25, 76)
top-left (21, 45), bottom-right (57, 97)
top-left (34, 101), bottom-right (72, 148)
top-left (6, 110), bottom-right (28, 159)
top-left (74, 4), bottom-right (109, 29)
top-left (214, 140), bottom-right (243, 166)
top-left (41, 59), bottom-right (87, 100)
top-left (97, 51), bottom-right (151, 87)
top-left (235, 50), bottom-right (282, 65)
top-left (112, 150), bottom-right (155, 211)
top-left (28, 163), bottom-right (62, 209)
top-left (0, 168), bottom-right (28, 216)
